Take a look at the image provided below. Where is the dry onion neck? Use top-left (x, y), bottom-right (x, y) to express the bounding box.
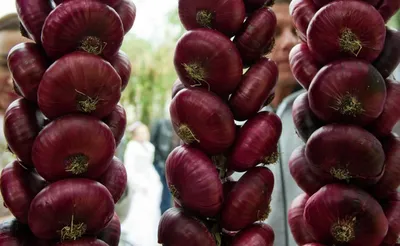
top-left (75, 89), bottom-right (100, 113)
top-left (177, 124), bottom-right (200, 144)
top-left (80, 36), bottom-right (107, 55)
top-left (339, 28), bottom-right (362, 57)
top-left (330, 167), bottom-right (351, 181)
top-left (60, 215), bottom-right (87, 241)
top-left (332, 93), bottom-right (364, 117)
top-left (182, 63), bottom-right (211, 90)
top-left (211, 224), bottom-right (222, 246)
top-left (212, 154), bottom-right (228, 178)
top-left (196, 10), bottom-right (213, 28)
top-left (331, 217), bottom-right (356, 243)
top-left (263, 151), bottom-right (279, 165)
top-left (263, 0), bottom-right (275, 7)
top-left (65, 154), bottom-right (89, 175)
top-left (169, 185), bottom-right (180, 199)
top-left (257, 204), bottom-right (271, 221)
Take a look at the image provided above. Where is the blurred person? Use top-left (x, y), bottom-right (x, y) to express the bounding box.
top-left (120, 122), bottom-right (162, 246)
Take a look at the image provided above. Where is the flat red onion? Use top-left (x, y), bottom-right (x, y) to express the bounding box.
top-left (221, 167), bottom-right (274, 231)
top-left (312, 0), bottom-right (380, 7)
top-left (56, 238), bottom-right (108, 245)
top-left (228, 111), bottom-right (282, 172)
top-left (158, 208), bottom-right (217, 246)
top-left (373, 28), bottom-right (400, 79)
top-left (308, 60), bottom-right (386, 126)
top-left (0, 219), bottom-right (52, 245)
top-left (243, 0), bottom-right (274, 15)
top-left (229, 57), bottom-right (278, 121)
top-left (41, 0), bottom-right (124, 60)
top-left (54, 0), bottom-right (122, 7)
top-left (178, 0), bottom-right (245, 37)
top-left (4, 98), bottom-right (44, 166)
top-left (305, 124), bottom-right (385, 186)
top-left (289, 0), bottom-right (317, 40)
top-left (307, 1), bottom-right (386, 64)
top-left (109, 50), bottom-right (131, 91)
top-left (230, 223), bottom-right (274, 246)
top-left (165, 145), bottom-right (223, 217)
top-left (368, 80), bottom-right (400, 137)
top-left (172, 79), bottom-right (186, 99)
top-left (7, 43), bottom-right (49, 102)
top-left (38, 52), bottom-right (121, 120)
top-left (29, 179), bottom-right (114, 240)
top-left (174, 29), bottom-right (243, 97)
top-left (378, 0), bottom-right (400, 23)
top-left (98, 157), bottom-right (127, 203)
top-left (97, 212), bottom-right (121, 246)
top-left (32, 115), bottom-right (115, 182)
top-left (288, 193), bottom-right (315, 245)
top-left (170, 88), bottom-right (236, 155)
top-left (103, 104), bottom-right (127, 146)
top-left (304, 184), bottom-right (388, 245)
top-left (292, 92), bottom-right (323, 143)
top-left (289, 43), bottom-right (320, 90)
top-left (113, 0), bottom-right (136, 34)
top-left (233, 7), bottom-right (276, 67)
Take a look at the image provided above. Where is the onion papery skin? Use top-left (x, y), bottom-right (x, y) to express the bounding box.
top-left (305, 124), bottom-right (385, 186)
top-left (243, 0), bottom-right (273, 15)
top-left (38, 52), bottom-right (121, 120)
top-left (233, 7), bottom-right (276, 67)
top-left (0, 161), bottom-right (46, 223)
top-left (0, 219), bottom-right (53, 245)
top-left (381, 193), bottom-right (400, 245)
top-left (373, 28), bottom-right (400, 79)
top-left (228, 112), bottom-right (282, 172)
top-left (289, 43), bottom-right (320, 90)
top-left (230, 223), bottom-right (275, 246)
top-left (97, 212), bottom-right (121, 246)
top-left (307, 1), bottom-right (386, 64)
top-left (172, 79), bottom-right (186, 99)
top-left (114, 0), bottom-right (136, 34)
top-left (56, 238), bottom-right (108, 245)
top-left (7, 43), bottom-right (49, 102)
top-left (170, 88), bottom-right (236, 155)
top-left (29, 179), bottom-right (114, 240)
top-left (16, 0), bottom-right (53, 43)
top-left (54, 0), bottom-right (122, 7)
top-left (229, 58), bottom-right (278, 121)
top-left (109, 50), bottom-right (131, 91)
top-left (308, 60), bottom-right (386, 126)
top-left (312, 0), bottom-right (380, 7)
top-left (103, 104), bottom-right (127, 146)
top-left (370, 134), bottom-right (400, 199)
top-left (292, 92), bottom-right (323, 143)
top-left (41, 0), bottom-right (124, 60)
top-left (98, 157), bottom-right (127, 203)
top-left (174, 29), bottom-right (243, 97)
top-left (178, 0), bottom-right (245, 37)
top-left (288, 193), bottom-right (315, 245)
top-left (289, 0), bottom-right (317, 40)
top-left (368, 80), bottom-right (400, 137)
top-left (4, 98), bottom-right (44, 166)
top-left (304, 184), bottom-right (388, 245)
top-left (165, 145), bottom-right (223, 217)
top-left (32, 115), bottom-right (115, 182)
top-left (221, 167), bottom-right (274, 231)
top-left (289, 146), bottom-right (333, 196)
top-left (378, 0), bottom-right (400, 23)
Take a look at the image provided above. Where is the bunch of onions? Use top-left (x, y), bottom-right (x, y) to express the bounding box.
top-left (288, 193), bottom-right (315, 245)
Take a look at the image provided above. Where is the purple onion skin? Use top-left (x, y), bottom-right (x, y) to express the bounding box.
top-left (378, 0), bottom-right (400, 23)
top-left (158, 208), bottom-right (217, 246)
top-left (56, 238), bottom-right (109, 246)
top-left (97, 212), bottom-right (121, 246)
top-left (312, 0), bottom-right (380, 8)
top-left (109, 50), bottom-right (132, 91)
top-left (289, 0), bottom-right (318, 40)
top-left (103, 104), bottom-right (127, 146)
top-left (243, 0), bottom-right (274, 15)
top-left (288, 193), bottom-right (315, 245)
top-left (381, 193), bottom-right (400, 246)
top-left (172, 79), bottom-right (186, 99)
top-left (373, 28), bottom-right (400, 79)
top-left (54, 0), bottom-right (122, 7)
top-left (98, 157), bottom-right (127, 203)
top-left (230, 223), bottom-right (275, 246)
top-left (114, 0), bottom-right (136, 34)
top-left (289, 43), bottom-right (320, 90)
top-left (0, 219), bottom-right (54, 245)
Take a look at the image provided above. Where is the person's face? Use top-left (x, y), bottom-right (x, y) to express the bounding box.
top-left (269, 3), bottom-right (299, 88)
top-left (133, 125), bottom-right (150, 142)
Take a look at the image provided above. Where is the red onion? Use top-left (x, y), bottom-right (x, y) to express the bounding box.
top-left (307, 1), bottom-right (386, 64)
top-left (288, 193), bottom-right (315, 245)
top-left (233, 7), bottom-right (276, 67)
top-left (221, 167), bottom-right (274, 231)
top-left (308, 60), bottom-right (386, 126)
top-left (29, 179), bottom-right (114, 240)
top-left (229, 58), bottom-right (278, 121)
top-left (230, 223), bottom-right (274, 246)
top-left (178, 0), bottom-right (245, 37)
top-left (54, 0), bottom-right (122, 7)
top-left (103, 104), bottom-right (127, 146)
top-left (368, 80), bottom-right (400, 137)
top-left (289, 0), bottom-right (317, 40)
top-left (289, 43), bottom-right (320, 90)
top-left (158, 208), bottom-right (217, 246)
top-left (38, 52), bottom-right (121, 120)
top-left (305, 124), bottom-right (385, 186)
top-left (223, 179), bottom-right (237, 200)
top-left (16, 0), bottom-right (53, 43)
top-left (174, 29), bottom-right (243, 97)
top-left (0, 219), bottom-right (52, 245)
top-left (109, 50), bottom-right (131, 91)
top-left (97, 212), bottom-right (121, 246)
top-left (4, 98), bottom-right (44, 166)
top-left (114, 0), bottom-right (136, 34)
top-left (292, 92), bottom-right (323, 143)
top-left (7, 43), bottom-right (49, 102)
top-left (170, 88), bottom-right (236, 155)
top-left (312, 0), bottom-right (380, 7)
top-left (165, 145), bottom-right (223, 217)
top-left (304, 184), bottom-right (388, 245)
top-left (381, 193), bottom-right (400, 246)
top-left (172, 79), bottom-right (186, 99)
top-left (98, 157), bottom-right (127, 203)
top-left (242, 0), bottom-right (273, 14)
top-left (378, 0), bottom-right (400, 23)
top-left (32, 114), bottom-right (115, 182)
top-left (56, 238), bottom-right (108, 245)
top-left (0, 161), bottom-right (46, 223)
top-left (302, 244), bottom-right (327, 246)
top-left (228, 112), bottom-right (282, 172)
top-left (370, 134), bottom-right (400, 199)
top-left (373, 28), bottom-right (400, 79)
top-left (41, 0), bottom-right (124, 60)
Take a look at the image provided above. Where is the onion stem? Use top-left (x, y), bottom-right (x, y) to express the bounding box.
top-left (330, 167), bottom-right (351, 181)
top-left (80, 36), bottom-right (107, 55)
top-left (60, 214), bottom-right (87, 241)
top-left (339, 28), bottom-right (363, 57)
top-left (196, 10), bottom-right (213, 28)
top-left (177, 124), bottom-right (200, 144)
top-left (212, 154), bottom-right (228, 178)
top-left (332, 93), bottom-right (364, 117)
top-left (65, 154), bottom-right (89, 175)
top-left (263, 151), bottom-right (279, 165)
top-left (331, 217), bottom-right (356, 243)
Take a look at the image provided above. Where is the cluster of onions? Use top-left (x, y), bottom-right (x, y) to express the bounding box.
top-left (288, 0), bottom-right (400, 245)
top-left (157, 0), bottom-right (283, 245)
top-left (1, 0), bottom-right (135, 244)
